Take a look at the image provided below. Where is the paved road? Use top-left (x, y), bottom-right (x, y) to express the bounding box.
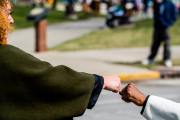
top-left (33, 46), bottom-right (180, 75)
top-left (75, 79), bottom-right (180, 120)
top-left (33, 51), bottom-right (180, 120)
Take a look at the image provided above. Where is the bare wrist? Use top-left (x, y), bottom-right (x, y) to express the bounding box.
top-left (140, 94), bottom-right (146, 106)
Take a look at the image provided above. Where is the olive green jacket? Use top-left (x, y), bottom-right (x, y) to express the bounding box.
top-left (0, 45), bottom-right (96, 120)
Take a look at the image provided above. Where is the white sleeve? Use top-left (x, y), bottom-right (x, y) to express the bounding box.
top-left (142, 95), bottom-right (180, 120)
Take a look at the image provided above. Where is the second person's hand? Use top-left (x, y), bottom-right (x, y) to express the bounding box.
top-left (119, 83), bottom-right (146, 106)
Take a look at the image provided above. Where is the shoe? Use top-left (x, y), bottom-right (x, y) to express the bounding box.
top-left (142, 59), bottom-right (153, 65)
top-left (164, 60), bottom-right (173, 67)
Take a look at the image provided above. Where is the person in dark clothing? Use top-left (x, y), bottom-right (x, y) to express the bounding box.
top-left (90, 0), bottom-right (101, 14)
top-left (142, 0), bottom-right (178, 67)
top-left (65, 0), bottom-right (77, 19)
top-left (143, 0), bottom-right (153, 14)
top-left (0, 0), bottom-right (121, 120)
top-left (121, 0), bottom-right (137, 24)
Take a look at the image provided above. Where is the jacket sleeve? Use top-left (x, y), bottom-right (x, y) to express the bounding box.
top-left (141, 95), bottom-right (180, 120)
top-left (159, 2), bottom-right (177, 28)
top-left (23, 61), bottom-right (102, 117)
top-left (87, 75), bottom-right (104, 109)
top-left (0, 45), bottom-right (103, 119)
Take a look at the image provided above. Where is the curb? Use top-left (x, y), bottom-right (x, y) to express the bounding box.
top-left (119, 71), bottom-right (160, 81)
top-left (119, 69), bottom-right (180, 82)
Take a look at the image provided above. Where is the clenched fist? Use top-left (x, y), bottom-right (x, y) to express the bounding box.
top-left (119, 83), bottom-right (146, 106)
top-left (103, 75), bottom-right (121, 93)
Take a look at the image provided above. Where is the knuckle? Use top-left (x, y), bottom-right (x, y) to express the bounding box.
top-left (128, 83), bottom-right (135, 88)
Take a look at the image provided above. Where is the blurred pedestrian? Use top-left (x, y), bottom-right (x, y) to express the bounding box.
top-left (81, 0), bottom-right (92, 13)
top-left (120, 83), bottom-right (180, 120)
top-left (0, 0), bottom-right (121, 119)
top-left (142, 0), bottom-right (153, 18)
top-left (142, 0), bottom-right (178, 67)
top-left (90, 0), bottom-right (101, 14)
top-left (105, 0), bottom-right (125, 28)
top-left (65, 0), bottom-right (78, 19)
top-left (121, 0), bottom-right (137, 24)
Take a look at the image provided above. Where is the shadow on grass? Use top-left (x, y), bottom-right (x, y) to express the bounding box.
top-left (110, 59), bottom-right (180, 70)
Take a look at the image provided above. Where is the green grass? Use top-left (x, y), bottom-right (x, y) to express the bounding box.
top-left (13, 5), bottom-right (71, 29)
top-left (52, 17), bottom-right (180, 51)
top-left (13, 5), bottom-right (33, 29)
top-left (13, 5), bottom-right (67, 29)
top-left (13, 5), bottom-right (97, 29)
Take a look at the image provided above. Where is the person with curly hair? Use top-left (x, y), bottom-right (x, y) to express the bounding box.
top-left (0, 0), bottom-right (13, 44)
top-left (0, 0), bottom-right (121, 120)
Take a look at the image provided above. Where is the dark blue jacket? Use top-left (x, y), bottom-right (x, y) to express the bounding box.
top-left (154, 0), bottom-right (178, 29)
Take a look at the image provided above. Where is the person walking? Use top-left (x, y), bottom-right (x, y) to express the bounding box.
top-left (142, 0), bottom-right (178, 67)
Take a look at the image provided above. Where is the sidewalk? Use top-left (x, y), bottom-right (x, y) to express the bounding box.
top-left (32, 47), bottom-right (180, 76)
top-left (9, 18), bottom-right (105, 52)
top-left (9, 18), bottom-right (180, 79)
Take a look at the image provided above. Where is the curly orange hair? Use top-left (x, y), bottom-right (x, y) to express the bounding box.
top-left (0, 0), bottom-right (11, 45)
